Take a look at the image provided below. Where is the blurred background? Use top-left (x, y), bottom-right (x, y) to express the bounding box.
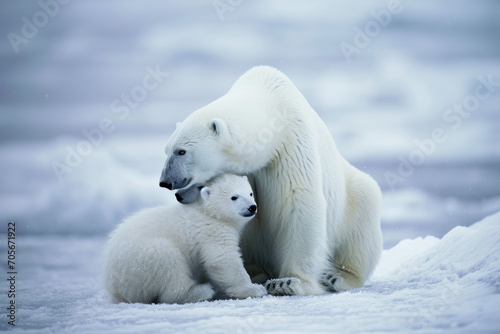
top-left (1, 0), bottom-right (499, 248)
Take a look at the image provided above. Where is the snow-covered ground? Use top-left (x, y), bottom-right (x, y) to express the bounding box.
top-left (2, 212), bottom-right (499, 333)
top-left (1, 0), bottom-right (500, 332)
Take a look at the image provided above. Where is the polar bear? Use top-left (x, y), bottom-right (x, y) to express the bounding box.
top-left (103, 174), bottom-right (267, 304)
top-left (159, 66), bottom-right (383, 295)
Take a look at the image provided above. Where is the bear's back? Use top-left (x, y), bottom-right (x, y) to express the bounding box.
top-left (111, 205), bottom-right (207, 249)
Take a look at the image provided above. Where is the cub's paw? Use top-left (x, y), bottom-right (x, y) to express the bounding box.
top-left (265, 277), bottom-right (303, 296)
top-left (229, 283), bottom-right (267, 299)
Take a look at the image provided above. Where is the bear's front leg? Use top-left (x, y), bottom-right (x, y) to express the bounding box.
top-left (261, 186), bottom-right (329, 296)
top-left (201, 236), bottom-right (267, 299)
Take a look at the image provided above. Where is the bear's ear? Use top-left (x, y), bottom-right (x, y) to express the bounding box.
top-left (208, 118), bottom-right (235, 148)
top-left (209, 118), bottom-right (229, 137)
top-left (200, 187), bottom-right (211, 200)
top-left (175, 122), bottom-right (182, 129)
top-left (209, 118), bottom-right (234, 148)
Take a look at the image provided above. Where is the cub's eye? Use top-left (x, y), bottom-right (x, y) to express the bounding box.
top-left (231, 196), bottom-right (238, 201)
top-left (177, 150), bottom-right (186, 156)
top-left (250, 193), bottom-right (253, 197)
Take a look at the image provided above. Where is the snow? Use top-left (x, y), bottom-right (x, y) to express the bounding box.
top-left (1, 0), bottom-right (500, 332)
top-left (2, 212), bottom-right (499, 333)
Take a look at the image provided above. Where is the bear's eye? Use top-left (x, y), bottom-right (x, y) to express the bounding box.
top-left (177, 150), bottom-right (186, 156)
top-left (250, 193), bottom-right (253, 197)
top-left (231, 196), bottom-right (238, 201)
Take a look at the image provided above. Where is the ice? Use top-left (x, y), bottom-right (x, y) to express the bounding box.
top-left (1, 212), bottom-right (498, 333)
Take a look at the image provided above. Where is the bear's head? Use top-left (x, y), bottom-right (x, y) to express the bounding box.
top-left (159, 66), bottom-right (289, 194)
top-left (159, 116), bottom-right (236, 191)
top-left (199, 174), bottom-right (257, 225)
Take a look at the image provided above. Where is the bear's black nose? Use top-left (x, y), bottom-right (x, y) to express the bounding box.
top-left (160, 182), bottom-right (172, 190)
top-left (175, 193), bottom-right (183, 202)
top-left (248, 205), bottom-right (257, 213)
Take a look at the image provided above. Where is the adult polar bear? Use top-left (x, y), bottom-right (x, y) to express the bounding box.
top-left (160, 66), bottom-right (382, 295)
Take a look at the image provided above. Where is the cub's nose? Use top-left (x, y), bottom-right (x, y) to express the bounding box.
top-left (242, 204), bottom-right (257, 217)
top-left (248, 205), bottom-right (257, 214)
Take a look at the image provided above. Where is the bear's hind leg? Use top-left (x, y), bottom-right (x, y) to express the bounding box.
top-left (158, 282), bottom-right (215, 304)
top-left (148, 240), bottom-right (214, 304)
top-left (183, 283), bottom-right (216, 303)
top-left (319, 267), bottom-right (362, 292)
top-left (323, 172), bottom-right (383, 292)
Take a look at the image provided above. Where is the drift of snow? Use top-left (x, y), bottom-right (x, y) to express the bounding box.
top-left (4, 211), bottom-right (499, 333)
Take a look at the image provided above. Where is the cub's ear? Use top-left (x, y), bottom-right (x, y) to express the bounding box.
top-left (175, 122), bottom-right (182, 129)
top-left (200, 187), bottom-right (211, 200)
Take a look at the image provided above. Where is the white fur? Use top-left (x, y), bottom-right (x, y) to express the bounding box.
top-left (103, 174), bottom-right (266, 304)
top-left (162, 66), bottom-right (383, 295)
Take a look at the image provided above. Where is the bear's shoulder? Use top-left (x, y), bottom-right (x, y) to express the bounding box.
top-left (231, 65), bottom-right (292, 94)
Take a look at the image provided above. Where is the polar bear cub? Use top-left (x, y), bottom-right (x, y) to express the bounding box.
top-left (103, 174), bottom-right (266, 304)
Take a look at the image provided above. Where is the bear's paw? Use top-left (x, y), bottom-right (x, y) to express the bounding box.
top-left (319, 273), bottom-right (340, 292)
top-left (228, 283), bottom-right (267, 299)
top-left (265, 277), bottom-right (304, 296)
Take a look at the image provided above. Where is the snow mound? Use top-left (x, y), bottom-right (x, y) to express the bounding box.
top-left (5, 212), bottom-right (500, 333)
top-left (371, 211), bottom-right (500, 331)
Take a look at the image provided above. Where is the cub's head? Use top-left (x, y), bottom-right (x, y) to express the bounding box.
top-left (198, 174), bottom-right (256, 224)
top-left (159, 117), bottom-right (235, 191)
